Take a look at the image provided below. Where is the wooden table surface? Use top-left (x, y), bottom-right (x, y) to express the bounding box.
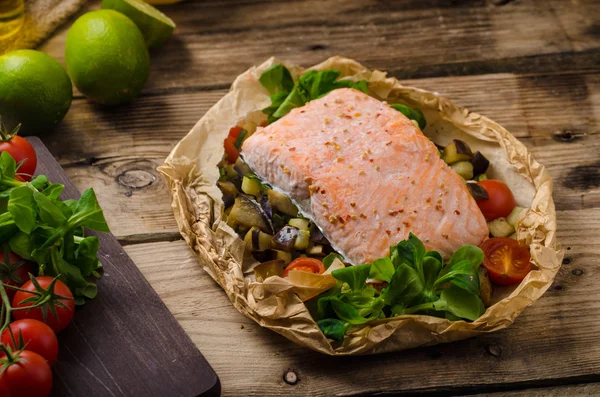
top-left (39, 0), bottom-right (599, 395)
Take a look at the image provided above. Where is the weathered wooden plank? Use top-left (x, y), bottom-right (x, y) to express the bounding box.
top-left (42, 70), bottom-right (600, 239)
top-left (471, 382), bottom-right (600, 397)
top-left (39, 0), bottom-right (599, 93)
top-left (124, 207), bottom-right (599, 396)
top-left (30, 138), bottom-right (220, 397)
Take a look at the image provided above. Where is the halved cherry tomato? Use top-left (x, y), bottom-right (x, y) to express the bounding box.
top-left (480, 237), bottom-right (532, 285)
top-left (224, 126), bottom-right (242, 162)
top-left (283, 258), bottom-right (326, 277)
top-left (476, 180), bottom-right (516, 221)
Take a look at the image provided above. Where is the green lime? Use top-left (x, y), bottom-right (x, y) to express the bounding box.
top-left (0, 50), bottom-right (72, 135)
top-left (65, 10), bottom-right (150, 106)
top-left (101, 0), bottom-right (176, 49)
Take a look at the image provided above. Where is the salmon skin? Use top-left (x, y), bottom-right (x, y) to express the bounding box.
top-left (242, 88), bottom-right (488, 264)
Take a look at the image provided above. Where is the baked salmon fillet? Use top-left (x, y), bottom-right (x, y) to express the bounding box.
top-left (242, 88), bottom-right (488, 264)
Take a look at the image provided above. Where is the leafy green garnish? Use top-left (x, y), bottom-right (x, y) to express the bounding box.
top-left (322, 252), bottom-right (343, 270)
top-left (233, 129), bottom-right (247, 150)
top-left (315, 233), bottom-right (486, 341)
top-left (391, 104), bottom-right (427, 130)
top-left (317, 318), bottom-right (346, 342)
top-left (0, 152), bottom-right (109, 304)
top-left (259, 65), bottom-right (369, 124)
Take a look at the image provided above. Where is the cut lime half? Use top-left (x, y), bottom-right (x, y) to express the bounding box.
top-left (101, 0), bottom-right (176, 49)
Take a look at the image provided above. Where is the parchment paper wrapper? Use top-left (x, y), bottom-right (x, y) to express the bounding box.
top-left (158, 57), bottom-right (563, 355)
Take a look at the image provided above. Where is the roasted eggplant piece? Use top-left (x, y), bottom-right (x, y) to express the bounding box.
top-left (266, 249), bottom-right (293, 265)
top-left (254, 260), bottom-right (285, 282)
top-left (244, 227), bottom-right (274, 251)
top-left (443, 139), bottom-right (473, 164)
top-left (467, 182), bottom-right (489, 201)
top-left (471, 151), bottom-right (490, 176)
top-left (310, 227), bottom-right (325, 243)
top-left (234, 157), bottom-right (253, 175)
top-left (227, 196), bottom-right (274, 233)
top-left (217, 181), bottom-right (239, 207)
top-left (450, 161), bottom-right (474, 180)
top-left (268, 189), bottom-right (298, 216)
top-left (273, 225), bottom-right (299, 251)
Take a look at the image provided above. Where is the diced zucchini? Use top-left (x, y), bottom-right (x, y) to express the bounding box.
top-left (450, 161), bottom-right (474, 180)
top-left (268, 189), bottom-right (298, 216)
top-left (475, 173), bottom-right (488, 182)
top-left (227, 196), bottom-right (271, 233)
top-left (242, 176), bottom-right (263, 197)
top-left (443, 140), bottom-right (473, 164)
top-left (506, 206), bottom-right (525, 228)
top-left (307, 244), bottom-right (324, 256)
top-left (243, 227), bottom-right (274, 251)
top-left (488, 217), bottom-right (515, 238)
top-left (217, 181), bottom-right (239, 197)
top-left (294, 230), bottom-right (311, 250)
top-left (269, 249), bottom-right (292, 265)
top-left (288, 217), bottom-right (310, 231)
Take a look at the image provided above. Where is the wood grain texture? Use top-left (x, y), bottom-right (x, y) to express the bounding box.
top-left (28, 138), bottom-right (220, 397)
top-left (472, 382), bottom-right (600, 397)
top-left (39, 0), bottom-right (599, 94)
top-left (29, 0), bottom-right (600, 394)
top-left (126, 205), bottom-right (599, 396)
top-left (40, 70), bottom-right (600, 239)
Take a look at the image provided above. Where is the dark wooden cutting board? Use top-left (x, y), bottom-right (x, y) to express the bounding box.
top-left (26, 137), bottom-right (220, 397)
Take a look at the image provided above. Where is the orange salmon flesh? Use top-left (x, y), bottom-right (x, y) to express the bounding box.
top-left (242, 88), bottom-right (488, 264)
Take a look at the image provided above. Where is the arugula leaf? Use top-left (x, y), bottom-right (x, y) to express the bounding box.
top-left (8, 186), bottom-right (36, 234)
top-left (41, 184), bottom-right (64, 200)
top-left (67, 188), bottom-right (110, 233)
top-left (74, 236), bottom-right (101, 276)
top-left (323, 252), bottom-right (343, 270)
top-left (272, 83), bottom-right (309, 119)
top-left (391, 104), bottom-right (427, 130)
top-left (9, 231), bottom-right (34, 260)
top-left (259, 64), bottom-right (294, 95)
top-left (33, 190), bottom-right (67, 228)
top-left (331, 264), bottom-right (371, 291)
top-left (317, 318), bottom-right (346, 342)
top-left (0, 152), bottom-right (16, 180)
top-left (368, 257), bottom-right (395, 283)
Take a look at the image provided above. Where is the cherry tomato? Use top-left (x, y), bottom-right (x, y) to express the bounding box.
top-left (476, 180), bottom-right (516, 221)
top-left (0, 136), bottom-right (37, 181)
top-left (12, 277), bottom-right (75, 333)
top-left (283, 258), bottom-right (326, 277)
top-left (1, 320), bottom-right (58, 365)
top-left (480, 237), bottom-right (532, 285)
top-left (0, 251), bottom-right (35, 300)
top-left (0, 350), bottom-right (52, 397)
top-left (228, 126), bottom-right (243, 139)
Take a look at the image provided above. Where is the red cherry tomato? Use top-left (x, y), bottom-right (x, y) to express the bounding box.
top-left (476, 180), bottom-right (516, 221)
top-left (0, 136), bottom-right (37, 181)
top-left (12, 277), bottom-right (75, 333)
top-left (480, 237), bottom-right (532, 285)
top-left (0, 251), bottom-right (35, 299)
top-left (1, 320), bottom-right (58, 365)
top-left (223, 126), bottom-right (243, 163)
top-left (0, 350), bottom-right (52, 397)
top-left (283, 258), bottom-right (326, 277)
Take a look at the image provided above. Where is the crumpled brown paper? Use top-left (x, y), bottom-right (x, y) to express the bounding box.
top-left (158, 57), bottom-right (563, 355)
